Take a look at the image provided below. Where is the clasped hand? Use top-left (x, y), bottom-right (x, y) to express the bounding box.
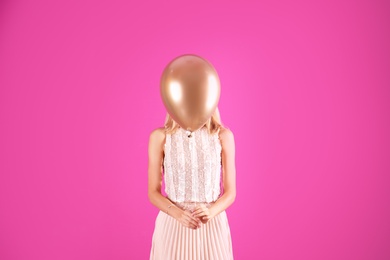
top-left (176, 204), bottom-right (214, 230)
top-left (192, 204), bottom-right (213, 224)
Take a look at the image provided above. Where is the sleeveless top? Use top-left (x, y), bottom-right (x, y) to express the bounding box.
top-left (163, 126), bottom-right (222, 203)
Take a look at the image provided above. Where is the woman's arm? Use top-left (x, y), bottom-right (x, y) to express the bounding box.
top-left (147, 128), bottom-right (201, 229)
top-left (208, 127), bottom-right (237, 218)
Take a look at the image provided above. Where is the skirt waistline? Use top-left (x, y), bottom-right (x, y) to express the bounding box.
top-left (172, 201), bottom-right (215, 212)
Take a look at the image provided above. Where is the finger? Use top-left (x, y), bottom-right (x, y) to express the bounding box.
top-left (193, 208), bottom-right (208, 217)
top-left (186, 220), bottom-right (197, 229)
top-left (188, 216), bottom-right (201, 227)
top-left (184, 215), bottom-right (197, 223)
top-left (192, 206), bottom-right (207, 215)
top-left (182, 218), bottom-right (196, 229)
top-left (192, 208), bottom-right (204, 215)
top-left (185, 210), bottom-right (203, 223)
top-left (194, 205), bottom-right (206, 211)
top-left (187, 214), bottom-right (201, 224)
top-left (184, 210), bottom-right (195, 216)
top-left (191, 209), bottom-right (204, 216)
top-left (202, 215), bottom-right (210, 221)
top-left (185, 211), bottom-right (202, 221)
top-left (193, 211), bottom-right (206, 218)
top-left (189, 220), bottom-right (199, 229)
top-left (184, 215), bottom-right (201, 228)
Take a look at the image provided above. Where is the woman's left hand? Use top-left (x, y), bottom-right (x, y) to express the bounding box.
top-left (192, 205), bottom-right (214, 224)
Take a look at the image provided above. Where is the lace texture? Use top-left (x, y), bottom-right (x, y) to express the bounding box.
top-left (163, 127), bottom-right (222, 203)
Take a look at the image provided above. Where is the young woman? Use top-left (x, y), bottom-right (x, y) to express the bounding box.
top-left (148, 107), bottom-right (236, 259)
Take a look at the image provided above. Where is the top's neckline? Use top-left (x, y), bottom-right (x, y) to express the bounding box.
top-left (178, 127), bottom-right (205, 133)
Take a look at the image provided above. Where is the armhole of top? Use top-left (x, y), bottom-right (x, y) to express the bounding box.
top-left (161, 128), bottom-right (167, 172)
top-left (217, 126), bottom-right (224, 147)
top-left (217, 126), bottom-right (223, 165)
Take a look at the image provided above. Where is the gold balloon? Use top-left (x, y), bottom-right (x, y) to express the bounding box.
top-left (160, 54), bottom-right (221, 133)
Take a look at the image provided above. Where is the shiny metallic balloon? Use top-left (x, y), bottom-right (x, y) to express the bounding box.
top-left (160, 54), bottom-right (221, 133)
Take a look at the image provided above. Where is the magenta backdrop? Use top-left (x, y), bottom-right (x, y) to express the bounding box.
top-left (0, 0), bottom-right (389, 259)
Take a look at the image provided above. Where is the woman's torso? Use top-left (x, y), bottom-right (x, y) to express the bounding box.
top-left (163, 126), bottom-right (222, 203)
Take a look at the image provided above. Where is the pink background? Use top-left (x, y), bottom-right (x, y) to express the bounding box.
top-left (0, 0), bottom-right (389, 259)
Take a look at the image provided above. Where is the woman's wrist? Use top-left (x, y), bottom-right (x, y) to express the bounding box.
top-left (166, 203), bottom-right (175, 215)
top-left (208, 206), bottom-right (217, 219)
top-left (167, 205), bottom-right (182, 219)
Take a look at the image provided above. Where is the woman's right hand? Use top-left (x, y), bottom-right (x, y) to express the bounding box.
top-left (172, 208), bottom-right (202, 230)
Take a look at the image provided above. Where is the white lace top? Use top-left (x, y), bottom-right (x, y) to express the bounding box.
top-left (163, 126), bottom-right (222, 203)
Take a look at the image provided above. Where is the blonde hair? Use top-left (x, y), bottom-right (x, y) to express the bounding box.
top-left (164, 107), bottom-right (224, 135)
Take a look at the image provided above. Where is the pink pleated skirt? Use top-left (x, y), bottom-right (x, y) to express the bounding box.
top-left (150, 202), bottom-right (234, 260)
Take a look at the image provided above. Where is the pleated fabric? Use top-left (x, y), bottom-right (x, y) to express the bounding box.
top-left (150, 210), bottom-right (234, 260)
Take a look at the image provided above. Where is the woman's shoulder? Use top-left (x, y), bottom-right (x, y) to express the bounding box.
top-left (149, 127), bottom-right (166, 143)
top-left (219, 125), bottom-right (234, 137)
top-left (218, 126), bottom-right (235, 145)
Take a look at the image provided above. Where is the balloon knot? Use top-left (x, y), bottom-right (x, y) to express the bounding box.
top-left (185, 130), bottom-right (193, 138)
